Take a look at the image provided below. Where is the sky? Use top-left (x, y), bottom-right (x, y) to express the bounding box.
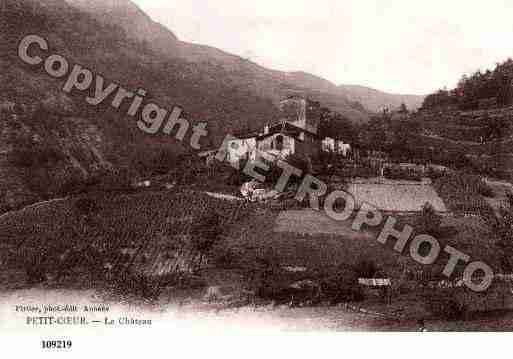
top-left (132, 0), bottom-right (513, 95)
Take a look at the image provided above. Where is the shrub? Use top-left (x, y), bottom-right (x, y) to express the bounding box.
top-left (427, 167), bottom-right (446, 180)
top-left (243, 248), bottom-right (281, 296)
top-left (417, 202), bottom-right (442, 236)
top-left (261, 154), bottom-right (311, 188)
top-left (490, 191), bottom-right (513, 271)
top-left (264, 159), bottom-right (286, 186)
top-left (476, 180), bottom-right (495, 198)
top-left (210, 244), bottom-right (240, 269)
top-left (319, 264), bottom-right (363, 304)
top-left (383, 167), bottom-right (422, 181)
top-left (190, 212), bottom-right (224, 271)
top-left (434, 173), bottom-right (495, 215)
top-left (225, 159), bottom-right (253, 186)
top-left (284, 154), bottom-right (311, 178)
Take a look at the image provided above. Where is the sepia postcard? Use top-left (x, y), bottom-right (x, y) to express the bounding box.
top-left (1, 0), bottom-right (513, 356)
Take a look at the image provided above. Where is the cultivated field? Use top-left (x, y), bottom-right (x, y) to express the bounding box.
top-left (347, 182), bottom-right (447, 213)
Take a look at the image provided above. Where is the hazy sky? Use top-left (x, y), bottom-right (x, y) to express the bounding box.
top-left (133, 0), bottom-right (513, 95)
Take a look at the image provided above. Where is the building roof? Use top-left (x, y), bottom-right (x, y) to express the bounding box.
top-left (230, 131), bottom-right (260, 140)
top-left (256, 121), bottom-right (320, 141)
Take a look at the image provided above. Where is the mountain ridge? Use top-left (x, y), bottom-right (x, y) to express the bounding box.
top-left (69, 0), bottom-right (424, 115)
top-left (63, 0), bottom-right (391, 121)
top-left (338, 84), bottom-right (425, 112)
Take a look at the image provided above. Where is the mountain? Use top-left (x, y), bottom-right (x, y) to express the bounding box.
top-left (63, 0), bottom-right (372, 123)
top-left (66, 0), bottom-right (424, 119)
top-left (338, 84), bottom-right (425, 113)
top-left (2, 0), bottom-right (286, 135)
top-left (66, 0), bottom-right (179, 48)
top-left (1, 0), bottom-right (280, 209)
top-left (0, 0), bottom-right (420, 210)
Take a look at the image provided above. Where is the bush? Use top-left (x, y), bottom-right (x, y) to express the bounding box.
top-left (427, 167), bottom-right (446, 180)
top-left (417, 202), bottom-right (442, 236)
top-left (476, 180), bottom-right (495, 198)
top-left (6, 191), bottom-right (251, 297)
top-left (383, 167), bottom-right (422, 181)
top-left (190, 212), bottom-right (224, 271)
top-left (240, 249), bottom-right (324, 305)
top-left (319, 264), bottom-right (363, 304)
top-left (284, 154), bottom-right (311, 177)
top-left (434, 173), bottom-right (495, 215)
top-left (242, 250), bottom-right (290, 302)
top-left (225, 159), bottom-right (253, 186)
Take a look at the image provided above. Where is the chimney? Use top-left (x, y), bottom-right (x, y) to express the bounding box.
top-left (264, 124), bottom-right (269, 135)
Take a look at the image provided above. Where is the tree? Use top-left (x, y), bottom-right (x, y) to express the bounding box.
top-left (398, 103), bottom-right (408, 114)
top-left (389, 119), bottom-right (420, 160)
top-left (423, 57), bottom-right (513, 111)
top-left (190, 212), bottom-right (224, 271)
top-left (485, 115), bottom-right (511, 142)
top-left (319, 110), bottom-right (356, 143)
top-left (417, 202), bottom-right (442, 236)
top-left (490, 192), bottom-right (513, 272)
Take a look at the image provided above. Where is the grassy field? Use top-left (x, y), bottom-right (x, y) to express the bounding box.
top-left (433, 172), bottom-right (496, 215)
top-left (0, 181), bottom-right (501, 285)
top-left (274, 210), bottom-right (374, 238)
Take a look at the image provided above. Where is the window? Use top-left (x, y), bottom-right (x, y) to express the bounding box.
top-left (275, 135), bottom-right (284, 151)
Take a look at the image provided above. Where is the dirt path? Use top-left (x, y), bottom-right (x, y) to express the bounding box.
top-left (204, 192), bottom-right (242, 201)
top-left (0, 196), bottom-right (69, 222)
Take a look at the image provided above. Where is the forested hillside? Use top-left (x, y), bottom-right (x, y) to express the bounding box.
top-left (422, 59), bottom-right (513, 111)
top-left (356, 59), bottom-right (513, 180)
top-left (0, 0), bottom-right (279, 209)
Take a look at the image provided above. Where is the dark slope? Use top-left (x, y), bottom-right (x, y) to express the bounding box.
top-left (1, 0), bottom-right (280, 140)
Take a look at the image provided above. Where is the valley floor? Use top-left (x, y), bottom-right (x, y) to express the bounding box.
top-left (0, 174), bottom-right (511, 332)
